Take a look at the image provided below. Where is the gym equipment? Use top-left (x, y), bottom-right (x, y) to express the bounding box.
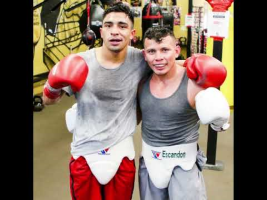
top-left (99, 0), bottom-right (114, 5)
top-left (179, 37), bottom-right (187, 46)
top-left (142, 0), bottom-right (163, 39)
top-left (161, 9), bottom-right (174, 31)
top-left (81, 0), bottom-right (97, 47)
top-left (33, 95), bottom-right (44, 112)
top-left (203, 0), bottom-right (234, 171)
top-left (80, 0), bottom-right (104, 40)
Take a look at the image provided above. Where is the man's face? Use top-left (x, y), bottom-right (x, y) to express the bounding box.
top-left (143, 36), bottom-right (180, 76)
top-left (100, 12), bottom-right (135, 52)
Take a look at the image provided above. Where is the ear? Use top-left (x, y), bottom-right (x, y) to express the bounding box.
top-left (142, 49), bottom-right (147, 61)
top-left (130, 29), bottom-right (136, 40)
top-left (175, 45), bottom-right (181, 59)
top-left (100, 27), bottom-right (103, 38)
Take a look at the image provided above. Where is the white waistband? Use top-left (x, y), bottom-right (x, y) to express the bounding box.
top-left (73, 136), bottom-right (135, 185)
top-left (141, 140), bottom-right (198, 189)
top-left (142, 140), bottom-right (198, 163)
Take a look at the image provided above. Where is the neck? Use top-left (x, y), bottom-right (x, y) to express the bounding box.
top-left (99, 45), bottom-right (128, 66)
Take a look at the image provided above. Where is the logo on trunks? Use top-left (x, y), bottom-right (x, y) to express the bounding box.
top-left (151, 150), bottom-right (162, 160)
top-left (98, 148), bottom-right (110, 155)
top-left (151, 150), bottom-right (186, 159)
top-left (162, 150), bottom-right (186, 159)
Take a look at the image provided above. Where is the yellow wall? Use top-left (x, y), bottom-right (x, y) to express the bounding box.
top-left (174, 0), bottom-right (188, 39)
top-left (206, 3), bottom-right (234, 107)
top-left (33, 1), bottom-right (48, 76)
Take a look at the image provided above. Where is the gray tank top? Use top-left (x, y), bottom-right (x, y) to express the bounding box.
top-left (139, 70), bottom-right (200, 147)
top-left (68, 46), bottom-right (150, 156)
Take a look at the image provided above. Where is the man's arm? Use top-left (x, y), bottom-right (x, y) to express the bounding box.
top-left (136, 73), bottom-right (151, 125)
top-left (43, 54), bottom-right (89, 102)
top-left (136, 79), bottom-right (144, 125)
top-left (42, 90), bottom-right (65, 105)
top-left (42, 54), bottom-right (89, 105)
top-left (136, 95), bottom-right (142, 125)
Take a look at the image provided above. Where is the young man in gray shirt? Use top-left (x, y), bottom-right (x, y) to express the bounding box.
top-left (138, 26), bottom-right (230, 200)
top-left (43, 3), bottom-right (150, 200)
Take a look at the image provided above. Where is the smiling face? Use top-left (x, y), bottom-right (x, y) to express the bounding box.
top-left (100, 12), bottom-right (135, 53)
top-left (143, 35), bottom-right (180, 76)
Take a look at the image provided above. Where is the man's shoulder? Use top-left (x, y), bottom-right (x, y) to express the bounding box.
top-left (128, 46), bottom-right (143, 57)
top-left (128, 45), bottom-right (142, 52)
top-left (176, 60), bottom-right (185, 66)
top-left (76, 48), bottom-right (93, 57)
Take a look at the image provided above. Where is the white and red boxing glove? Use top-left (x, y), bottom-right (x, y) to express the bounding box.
top-left (195, 87), bottom-right (230, 132)
top-left (44, 54), bottom-right (89, 99)
top-left (183, 54), bottom-right (227, 89)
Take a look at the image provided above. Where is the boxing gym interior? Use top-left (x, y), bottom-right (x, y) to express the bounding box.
top-left (33, 0), bottom-right (234, 199)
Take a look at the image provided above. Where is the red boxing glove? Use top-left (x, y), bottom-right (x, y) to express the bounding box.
top-left (183, 53), bottom-right (227, 88)
top-left (44, 54), bottom-right (89, 99)
top-left (206, 0), bottom-right (234, 12)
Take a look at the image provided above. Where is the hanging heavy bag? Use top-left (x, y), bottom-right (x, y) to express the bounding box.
top-left (90, 3), bottom-right (104, 39)
top-left (142, 0), bottom-right (163, 39)
top-left (161, 9), bottom-right (174, 31)
top-left (99, 0), bottom-right (113, 6)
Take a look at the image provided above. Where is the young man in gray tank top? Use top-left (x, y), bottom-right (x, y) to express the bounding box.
top-left (42, 3), bottom-right (150, 200)
top-left (138, 26), bottom-right (230, 200)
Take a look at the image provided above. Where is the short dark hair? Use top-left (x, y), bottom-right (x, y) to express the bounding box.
top-left (103, 2), bottom-right (134, 27)
top-left (143, 26), bottom-right (176, 44)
